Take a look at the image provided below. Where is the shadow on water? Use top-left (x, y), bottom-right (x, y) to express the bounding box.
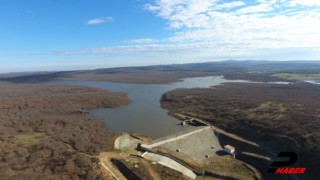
top-left (110, 158), bottom-right (140, 180)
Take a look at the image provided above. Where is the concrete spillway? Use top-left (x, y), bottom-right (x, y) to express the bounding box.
top-left (142, 152), bottom-right (197, 179)
top-left (141, 125), bottom-right (223, 163)
top-left (143, 126), bottom-right (211, 149)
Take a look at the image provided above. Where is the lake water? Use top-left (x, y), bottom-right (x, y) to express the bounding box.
top-left (56, 76), bottom-right (247, 138)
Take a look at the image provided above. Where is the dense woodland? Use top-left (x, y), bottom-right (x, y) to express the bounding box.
top-left (1, 61), bottom-right (320, 179)
top-left (0, 84), bottom-right (130, 179)
top-left (161, 82), bottom-right (320, 179)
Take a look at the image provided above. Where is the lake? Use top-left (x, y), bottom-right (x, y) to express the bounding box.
top-left (57, 76), bottom-right (247, 138)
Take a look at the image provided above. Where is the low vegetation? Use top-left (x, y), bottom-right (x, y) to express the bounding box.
top-left (272, 73), bottom-right (320, 80)
top-left (203, 156), bottom-right (258, 180)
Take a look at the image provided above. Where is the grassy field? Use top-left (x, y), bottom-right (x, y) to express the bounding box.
top-left (203, 156), bottom-right (259, 180)
top-left (14, 133), bottom-right (46, 148)
top-left (272, 73), bottom-right (320, 80)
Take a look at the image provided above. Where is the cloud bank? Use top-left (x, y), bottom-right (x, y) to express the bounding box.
top-left (144, 0), bottom-right (320, 49)
top-left (58, 0), bottom-right (320, 61)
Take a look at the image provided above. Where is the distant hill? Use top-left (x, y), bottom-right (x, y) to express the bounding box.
top-left (1, 60), bottom-right (320, 84)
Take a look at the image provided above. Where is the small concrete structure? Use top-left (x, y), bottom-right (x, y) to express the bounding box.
top-left (139, 144), bottom-right (153, 152)
top-left (224, 145), bottom-right (235, 155)
top-left (115, 134), bottom-right (138, 151)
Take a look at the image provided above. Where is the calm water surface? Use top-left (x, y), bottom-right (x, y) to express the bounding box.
top-left (57, 76), bottom-right (247, 138)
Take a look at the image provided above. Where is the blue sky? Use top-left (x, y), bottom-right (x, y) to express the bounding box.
top-left (0, 0), bottom-right (319, 73)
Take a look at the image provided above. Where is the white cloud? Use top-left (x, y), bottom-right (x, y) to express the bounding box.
top-left (289, 0), bottom-right (320, 6)
top-left (51, 42), bottom-right (265, 61)
top-left (86, 17), bottom-right (114, 25)
top-left (235, 3), bottom-right (273, 14)
top-left (145, 0), bottom-right (216, 29)
top-left (54, 0), bottom-right (319, 62)
top-left (126, 38), bottom-right (159, 44)
top-left (144, 0), bottom-right (320, 50)
top-left (50, 43), bottom-right (320, 62)
top-left (52, 43), bottom-right (211, 55)
top-left (214, 1), bottom-right (245, 10)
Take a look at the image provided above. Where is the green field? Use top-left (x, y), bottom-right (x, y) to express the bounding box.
top-left (272, 73), bottom-right (320, 80)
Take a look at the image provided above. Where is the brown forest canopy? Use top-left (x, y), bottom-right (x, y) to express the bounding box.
top-left (161, 82), bottom-right (320, 179)
top-left (0, 83), bottom-right (130, 179)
